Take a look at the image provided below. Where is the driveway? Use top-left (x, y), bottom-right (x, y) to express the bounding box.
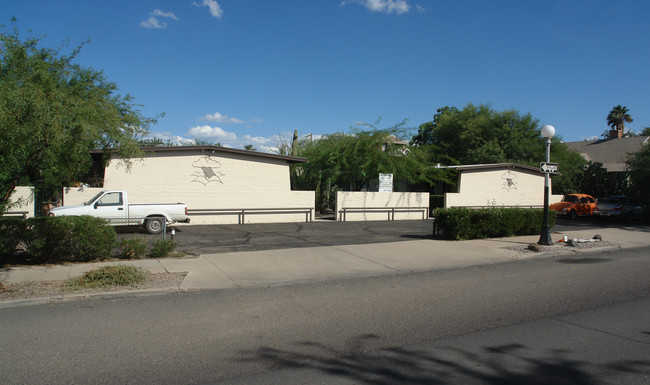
top-left (118, 219), bottom-right (435, 255)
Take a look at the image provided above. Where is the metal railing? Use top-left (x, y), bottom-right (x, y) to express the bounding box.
top-left (0, 211), bottom-right (29, 219)
top-left (187, 207), bottom-right (314, 224)
top-left (338, 207), bottom-right (429, 222)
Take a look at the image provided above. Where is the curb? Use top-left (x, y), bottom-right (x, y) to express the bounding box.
top-left (0, 287), bottom-right (180, 310)
top-left (523, 245), bottom-right (624, 260)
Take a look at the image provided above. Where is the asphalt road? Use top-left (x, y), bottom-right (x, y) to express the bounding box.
top-left (1, 246), bottom-right (649, 384)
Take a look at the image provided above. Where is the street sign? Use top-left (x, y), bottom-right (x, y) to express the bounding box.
top-left (540, 162), bottom-right (559, 174)
top-left (379, 173), bottom-right (393, 192)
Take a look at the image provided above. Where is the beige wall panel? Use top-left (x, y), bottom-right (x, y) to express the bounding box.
top-left (336, 192), bottom-right (429, 222)
top-left (445, 169), bottom-right (563, 208)
top-left (187, 191), bottom-right (315, 224)
top-left (63, 187), bottom-right (104, 206)
top-left (103, 151), bottom-right (295, 209)
top-left (7, 186), bottom-right (35, 217)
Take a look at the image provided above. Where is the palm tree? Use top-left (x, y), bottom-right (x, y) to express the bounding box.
top-left (606, 105), bottom-right (633, 138)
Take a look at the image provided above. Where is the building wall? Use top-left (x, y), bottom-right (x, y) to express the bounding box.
top-left (95, 150), bottom-right (314, 224)
top-left (444, 168), bottom-right (563, 208)
top-left (63, 186), bottom-right (103, 206)
top-left (336, 191), bottom-right (429, 221)
top-left (5, 186), bottom-right (35, 218)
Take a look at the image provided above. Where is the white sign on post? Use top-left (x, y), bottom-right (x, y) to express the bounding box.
top-left (379, 173), bottom-right (393, 192)
top-left (540, 162), bottom-right (559, 174)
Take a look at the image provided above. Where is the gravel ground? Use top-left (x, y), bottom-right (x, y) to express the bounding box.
top-left (511, 239), bottom-right (620, 254)
top-left (0, 272), bottom-right (186, 302)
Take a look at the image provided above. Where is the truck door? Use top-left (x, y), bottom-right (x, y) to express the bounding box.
top-left (94, 192), bottom-right (127, 225)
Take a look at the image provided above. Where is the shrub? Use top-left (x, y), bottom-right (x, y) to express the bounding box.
top-left (66, 216), bottom-right (117, 262)
top-left (149, 239), bottom-right (177, 258)
top-left (2, 216), bottom-right (116, 264)
top-left (0, 217), bottom-right (28, 264)
top-left (433, 207), bottom-right (556, 240)
top-left (66, 265), bottom-right (147, 289)
top-left (118, 237), bottom-right (147, 259)
top-left (21, 216), bottom-right (116, 264)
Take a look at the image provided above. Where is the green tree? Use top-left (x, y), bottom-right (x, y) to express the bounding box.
top-left (579, 161), bottom-right (628, 198)
top-left (192, 138), bottom-right (222, 146)
top-left (295, 121), bottom-right (455, 211)
top-left (243, 144), bottom-right (256, 151)
top-left (412, 103), bottom-right (586, 193)
top-left (606, 105), bottom-right (633, 138)
top-left (0, 20), bottom-right (156, 212)
top-left (626, 144), bottom-right (650, 205)
top-left (640, 126), bottom-right (650, 136)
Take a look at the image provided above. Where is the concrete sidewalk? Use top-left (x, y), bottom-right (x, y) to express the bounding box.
top-left (1, 227), bottom-right (648, 306)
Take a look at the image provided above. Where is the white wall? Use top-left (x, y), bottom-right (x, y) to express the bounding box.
top-left (63, 187), bottom-right (103, 206)
top-left (5, 186), bottom-right (35, 218)
top-left (89, 150), bottom-right (315, 224)
top-left (336, 191), bottom-right (429, 221)
top-left (445, 168), bottom-right (563, 208)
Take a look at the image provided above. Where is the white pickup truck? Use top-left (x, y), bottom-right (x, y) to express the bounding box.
top-left (49, 190), bottom-right (190, 234)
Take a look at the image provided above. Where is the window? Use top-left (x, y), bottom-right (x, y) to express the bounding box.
top-left (97, 192), bottom-right (123, 206)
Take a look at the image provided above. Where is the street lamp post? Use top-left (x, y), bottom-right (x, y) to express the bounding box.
top-left (538, 124), bottom-right (555, 245)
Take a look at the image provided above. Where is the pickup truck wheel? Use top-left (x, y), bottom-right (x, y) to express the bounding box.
top-left (568, 210), bottom-right (577, 220)
top-left (145, 217), bottom-right (164, 234)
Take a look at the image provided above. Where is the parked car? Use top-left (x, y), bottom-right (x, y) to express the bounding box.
top-left (550, 193), bottom-right (597, 220)
top-left (594, 196), bottom-right (643, 221)
top-left (49, 190), bottom-right (190, 234)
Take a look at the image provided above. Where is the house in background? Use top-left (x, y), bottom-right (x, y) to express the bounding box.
top-left (564, 136), bottom-right (649, 173)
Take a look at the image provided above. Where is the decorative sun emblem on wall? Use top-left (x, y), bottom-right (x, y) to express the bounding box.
top-left (502, 170), bottom-right (518, 191)
top-left (191, 156), bottom-right (225, 186)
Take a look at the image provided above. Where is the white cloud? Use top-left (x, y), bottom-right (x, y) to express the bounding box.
top-left (341, 0), bottom-right (411, 15)
top-left (140, 16), bottom-right (167, 29)
top-left (140, 9), bottom-right (179, 29)
top-left (151, 9), bottom-right (179, 20)
top-left (199, 112), bottom-right (246, 125)
top-left (192, 0), bottom-right (224, 19)
top-left (147, 129), bottom-right (318, 155)
top-left (188, 125), bottom-right (238, 141)
top-left (242, 134), bottom-right (269, 145)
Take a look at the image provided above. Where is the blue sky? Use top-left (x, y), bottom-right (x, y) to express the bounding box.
top-left (3, 0), bottom-right (649, 152)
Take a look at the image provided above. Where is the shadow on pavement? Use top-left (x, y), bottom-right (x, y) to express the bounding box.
top-left (237, 335), bottom-right (649, 384)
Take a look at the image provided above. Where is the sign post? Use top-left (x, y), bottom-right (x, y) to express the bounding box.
top-left (538, 125), bottom-right (556, 245)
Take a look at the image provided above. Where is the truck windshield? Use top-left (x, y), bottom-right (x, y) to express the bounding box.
top-left (83, 192), bottom-right (105, 206)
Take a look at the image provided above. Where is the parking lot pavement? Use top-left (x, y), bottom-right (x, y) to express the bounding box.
top-left (115, 216), bottom-right (650, 255)
top-left (118, 219), bottom-right (436, 255)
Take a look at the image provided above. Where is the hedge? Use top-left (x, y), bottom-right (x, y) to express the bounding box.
top-left (0, 216), bottom-right (116, 265)
top-left (433, 207), bottom-right (556, 240)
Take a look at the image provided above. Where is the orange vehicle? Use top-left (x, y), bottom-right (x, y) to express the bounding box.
top-left (550, 194), bottom-right (597, 220)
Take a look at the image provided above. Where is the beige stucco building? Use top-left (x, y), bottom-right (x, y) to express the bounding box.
top-left (61, 146), bottom-right (315, 224)
top-left (444, 163), bottom-right (563, 209)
